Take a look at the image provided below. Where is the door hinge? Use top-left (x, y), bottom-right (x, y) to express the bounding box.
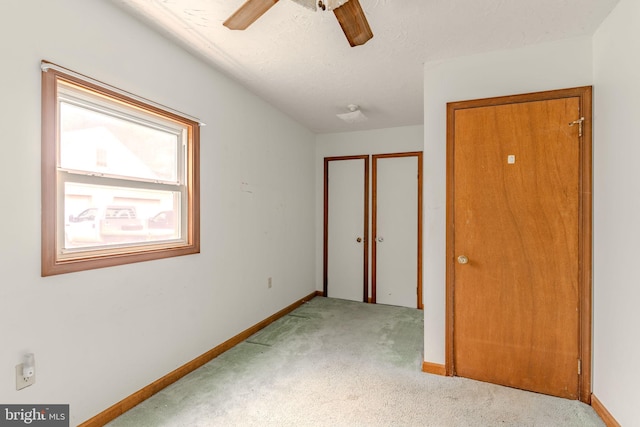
top-left (578, 359), bottom-right (582, 375)
top-left (569, 117), bottom-right (585, 137)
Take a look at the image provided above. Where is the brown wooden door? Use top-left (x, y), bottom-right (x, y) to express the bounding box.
top-left (447, 88), bottom-right (592, 400)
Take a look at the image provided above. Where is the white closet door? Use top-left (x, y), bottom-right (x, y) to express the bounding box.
top-left (374, 155), bottom-right (419, 308)
top-left (326, 157), bottom-right (367, 302)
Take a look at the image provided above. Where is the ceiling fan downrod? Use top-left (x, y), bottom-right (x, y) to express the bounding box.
top-left (317, 0), bottom-right (350, 12)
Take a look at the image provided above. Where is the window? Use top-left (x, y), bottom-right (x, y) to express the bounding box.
top-left (41, 62), bottom-right (200, 276)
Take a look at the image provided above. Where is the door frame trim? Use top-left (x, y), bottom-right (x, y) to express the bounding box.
top-left (372, 152), bottom-right (423, 309)
top-left (324, 155), bottom-right (370, 302)
top-left (444, 86), bottom-right (593, 403)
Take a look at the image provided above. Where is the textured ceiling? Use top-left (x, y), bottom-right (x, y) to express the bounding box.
top-left (110, 0), bottom-right (619, 133)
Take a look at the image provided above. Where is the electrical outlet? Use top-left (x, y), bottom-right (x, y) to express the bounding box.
top-left (268, 277), bottom-right (272, 289)
top-left (16, 364), bottom-right (35, 390)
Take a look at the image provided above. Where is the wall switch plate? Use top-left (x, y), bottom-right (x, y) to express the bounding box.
top-left (16, 364), bottom-right (35, 390)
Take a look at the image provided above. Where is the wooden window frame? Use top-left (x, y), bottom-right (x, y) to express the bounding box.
top-left (41, 63), bottom-right (200, 276)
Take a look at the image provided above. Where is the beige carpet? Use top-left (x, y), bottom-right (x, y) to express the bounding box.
top-left (107, 297), bottom-right (604, 426)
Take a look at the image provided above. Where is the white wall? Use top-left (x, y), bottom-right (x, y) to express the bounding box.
top-left (0, 0), bottom-right (315, 424)
top-left (592, 0), bottom-right (640, 423)
top-left (315, 126), bottom-right (424, 293)
top-left (422, 37), bottom-right (593, 365)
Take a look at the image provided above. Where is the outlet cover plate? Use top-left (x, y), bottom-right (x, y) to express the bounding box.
top-left (16, 364), bottom-right (35, 390)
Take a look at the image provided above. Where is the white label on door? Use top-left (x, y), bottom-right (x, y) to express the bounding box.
top-left (507, 155), bottom-right (516, 164)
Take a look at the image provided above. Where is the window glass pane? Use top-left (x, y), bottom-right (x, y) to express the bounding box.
top-left (59, 101), bottom-right (180, 183)
top-left (63, 182), bottom-right (181, 250)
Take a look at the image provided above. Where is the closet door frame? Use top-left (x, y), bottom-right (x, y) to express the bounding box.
top-left (323, 155), bottom-right (370, 302)
top-left (372, 152), bottom-right (423, 309)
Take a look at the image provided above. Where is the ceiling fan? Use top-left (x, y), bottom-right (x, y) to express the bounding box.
top-left (223, 0), bottom-right (373, 47)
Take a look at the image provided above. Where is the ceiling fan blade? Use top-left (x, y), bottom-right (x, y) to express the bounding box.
top-left (333, 0), bottom-right (373, 47)
top-left (223, 0), bottom-right (279, 30)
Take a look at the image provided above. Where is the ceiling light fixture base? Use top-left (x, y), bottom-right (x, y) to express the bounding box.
top-left (337, 104), bottom-right (368, 123)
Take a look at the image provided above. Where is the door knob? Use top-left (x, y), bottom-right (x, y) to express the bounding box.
top-left (457, 255), bottom-right (469, 264)
top-left (356, 237), bottom-right (362, 243)
top-left (377, 237), bottom-right (384, 243)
